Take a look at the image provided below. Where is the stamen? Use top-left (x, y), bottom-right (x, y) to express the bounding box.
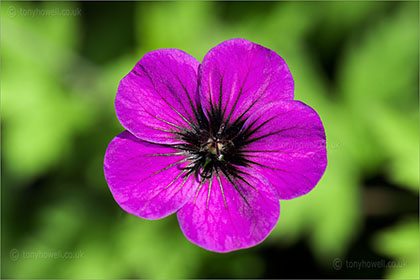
top-left (168, 100), bottom-right (256, 185)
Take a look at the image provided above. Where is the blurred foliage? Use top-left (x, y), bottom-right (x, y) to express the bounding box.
top-left (373, 217), bottom-right (419, 279)
top-left (1, 1), bottom-right (419, 279)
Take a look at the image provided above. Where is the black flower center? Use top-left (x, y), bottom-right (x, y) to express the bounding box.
top-left (200, 137), bottom-right (230, 160)
top-left (169, 104), bottom-right (253, 183)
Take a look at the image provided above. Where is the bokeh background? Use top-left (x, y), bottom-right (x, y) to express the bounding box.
top-left (1, 1), bottom-right (419, 279)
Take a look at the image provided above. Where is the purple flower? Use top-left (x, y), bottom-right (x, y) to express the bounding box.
top-left (104, 39), bottom-right (327, 252)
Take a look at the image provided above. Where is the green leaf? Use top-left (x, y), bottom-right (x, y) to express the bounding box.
top-left (1, 2), bottom-right (93, 180)
top-left (135, 1), bottom-right (217, 61)
top-left (338, 3), bottom-right (419, 190)
top-left (113, 216), bottom-right (202, 278)
top-left (373, 217), bottom-right (420, 279)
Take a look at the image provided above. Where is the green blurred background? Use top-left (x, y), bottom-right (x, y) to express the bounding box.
top-left (1, 1), bottom-right (419, 278)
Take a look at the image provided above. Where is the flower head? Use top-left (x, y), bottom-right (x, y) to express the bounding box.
top-left (104, 39), bottom-right (327, 252)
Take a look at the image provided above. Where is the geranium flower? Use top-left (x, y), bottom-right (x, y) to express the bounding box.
top-left (104, 39), bottom-right (327, 252)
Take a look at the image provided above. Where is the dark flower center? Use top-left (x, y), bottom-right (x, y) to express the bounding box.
top-left (168, 103), bottom-right (253, 183)
top-left (201, 137), bottom-right (231, 161)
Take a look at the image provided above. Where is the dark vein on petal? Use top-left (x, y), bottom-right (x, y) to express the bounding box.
top-left (129, 101), bottom-right (189, 133)
top-left (241, 158), bottom-right (300, 175)
top-left (163, 63), bottom-right (198, 119)
top-left (150, 158), bottom-right (189, 177)
top-left (148, 112), bottom-right (189, 133)
top-left (235, 175), bottom-right (257, 191)
top-left (223, 69), bottom-right (250, 132)
top-left (159, 95), bottom-right (198, 131)
top-left (218, 74), bottom-right (224, 116)
top-left (215, 169), bottom-right (228, 209)
top-left (220, 169), bottom-right (251, 208)
top-left (242, 115), bottom-right (278, 139)
top-left (206, 175), bottom-right (214, 210)
top-left (193, 178), bottom-right (206, 204)
top-left (241, 158), bottom-right (268, 168)
top-left (137, 64), bottom-right (197, 130)
top-left (146, 172), bottom-right (191, 203)
top-left (175, 75), bottom-right (201, 125)
top-left (244, 127), bottom-right (299, 145)
top-left (229, 81), bottom-right (270, 129)
top-left (207, 71), bottom-right (215, 114)
top-left (146, 125), bottom-right (187, 138)
top-left (144, 152), bottom-right (186, 157)
top-left (228, 96), bottom-right (262, 132)
top-left (134, 158), bottom-right (189, 185)
top-left (176, 173), bottom-right (192, 191)
top-left (238, 150), bottom-right (290, 154)
top-left (161, 62), bottom-right (198, 125)
top-left (164, 170), bottom-right (185, 190)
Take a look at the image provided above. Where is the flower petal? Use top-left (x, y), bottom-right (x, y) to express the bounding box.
top-left (104, 131), bottom-right (198, 219)
top-left (240, 100), bottom-right (327, 200)
top-left (116, 49), bottom-right (200, 144)
top-left (198, 38), bottom-right (294, 124)
top-left (177, 169), bottom-right (279, 252)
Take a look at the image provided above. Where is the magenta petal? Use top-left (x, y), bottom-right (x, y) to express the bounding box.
top-left (116, 49), bottom-right (200, 144)
top-left (104, 131), bottom-right (198, 219)
top-left (177, 169), bottom-right (279, 252)
top-left (198, 38), bottom-right (294, 122)
top-left (241, 100), bottom-right (327, 200)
